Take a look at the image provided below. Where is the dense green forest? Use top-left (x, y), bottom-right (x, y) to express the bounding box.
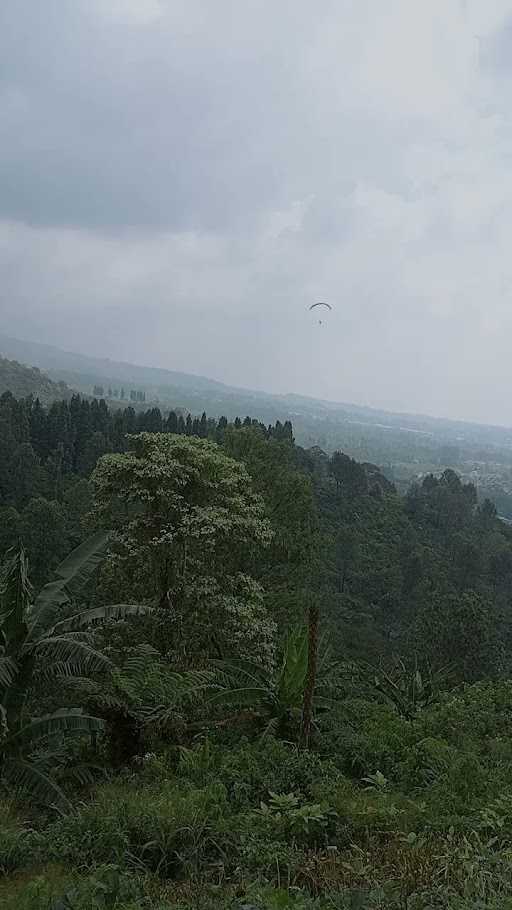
top-left (4, 333), bottom-right (512, 524)
top-left (3, 389), bottom-right (512, 908)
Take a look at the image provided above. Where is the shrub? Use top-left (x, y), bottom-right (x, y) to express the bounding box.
top-left (323, 700), bottom-right (417, 782)
top-left (0, 826), bottom-right (41, 876)
top-left (47, 780), bottom-right (229, 877)
top-left (176, 739), bottom-right (342, 810)
top-left (251, 792), bottom-right (338, 848)
top-left (420, 681), bottom-right (512, 749)
top-left (0, 802), bottom-right (41, 875)
top-left (0, 865), bottom-right (150, 910)
top-left (397, 736), bottom-right (457, 789)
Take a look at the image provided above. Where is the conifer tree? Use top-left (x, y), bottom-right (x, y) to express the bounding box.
top-left (166, 410), bottom-right (178, 434)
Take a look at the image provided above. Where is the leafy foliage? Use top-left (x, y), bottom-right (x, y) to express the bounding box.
top-left (90, 433), bottom-right (276, 667)
top-left (4, 392), bottom-right (512, 906)
top-left (0, 534), bottom-right (145, 804)
top-left (209, 627), bottom-right (339, 739)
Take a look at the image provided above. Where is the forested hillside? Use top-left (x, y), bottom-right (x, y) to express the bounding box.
top-left (2, 389), bottom-right (512, 908)
top-left (4, 333), bottom-right (512, 523)
top-left (0, 355), bottom-right (70, 405)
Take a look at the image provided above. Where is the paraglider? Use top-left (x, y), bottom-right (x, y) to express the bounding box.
top-left (309, 302), bottom-right (332, 325)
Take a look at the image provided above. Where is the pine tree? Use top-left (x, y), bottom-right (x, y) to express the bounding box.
top-left (199, 412), bottom-right (208, 438)
top-left (166, 411), bottom-right (178, 434)
top-left (283, 421), bottom-right (294, 444)
top-left (19, 496), bottom-right (69, 587)
top-left (0, 413), bottom-right (16, 505)
top-left (9, 443), bottom-right (47, 508)
top-left (111, 410), bottom-right (126, 452)
top-left (216, 416), bottom-right (228, 443)
top-left (11, 398), bottom-right (31, 444)
top-left (29, 398), bottom-right (50, 461)
top-left (72, 397), bottom-right (92, 473)
top-left (123, 407), bottom-right (137, 436)
top-left (78, 431), bottom-right (109, 476)
top-left (139, 408), bottom-right (163, 433)
top-left (46, 445), bottom-right (64, 500)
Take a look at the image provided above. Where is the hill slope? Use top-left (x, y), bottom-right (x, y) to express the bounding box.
top-left (0, 354), bottom-right (70, 404)
top-left (3, 332), bottom-right (512, 516)
top-left (2, 331), bottom-right (512, 441)
top-left (0, 333), bottom-right (226, 395)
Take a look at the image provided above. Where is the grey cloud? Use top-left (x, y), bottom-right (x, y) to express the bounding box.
top-left (2, 1), bottom-right (512, 423)
top-left (0, 0), bottom-right (408, 231)
top-left (480, 17), bottom-right (512, 72)
top-left (0, 1), bottom-right (298, 230)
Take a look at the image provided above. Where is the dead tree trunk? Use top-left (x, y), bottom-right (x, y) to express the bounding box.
top-left (301, 599), bottom-right (319, 749)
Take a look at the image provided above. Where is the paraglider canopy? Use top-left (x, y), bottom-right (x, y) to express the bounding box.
top-left (309, 302), bottom-right (332, 324)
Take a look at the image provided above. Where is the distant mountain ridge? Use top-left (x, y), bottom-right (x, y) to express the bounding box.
top-left (0, 333), bottom-right (227, 394)
top-left (2, 331), bottom-right (512, 454)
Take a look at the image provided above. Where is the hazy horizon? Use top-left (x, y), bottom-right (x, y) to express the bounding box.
top-left (2, 2), bottom-right (512, 424)
top-left (7, 326), bottom-right (512, 432)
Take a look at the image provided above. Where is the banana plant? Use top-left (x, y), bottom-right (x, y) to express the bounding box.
top-left (360, 655), bottom-right (447, 720)
top-left (0, 531), bottom-right (150, 805)
top-left (208, 626), bottom-right (339, 739)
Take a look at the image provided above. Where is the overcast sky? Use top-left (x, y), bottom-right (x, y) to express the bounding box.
top-left (2, 2), bottom-right (512, 423)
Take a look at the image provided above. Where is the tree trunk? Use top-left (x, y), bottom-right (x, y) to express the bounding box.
top-left (301, 599), bottom-right (319, 749)
top-left (107, 713), bottom-right (142, 767)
